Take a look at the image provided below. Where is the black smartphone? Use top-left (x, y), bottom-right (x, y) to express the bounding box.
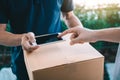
top-left (35, 33), bottom-right (63, 45)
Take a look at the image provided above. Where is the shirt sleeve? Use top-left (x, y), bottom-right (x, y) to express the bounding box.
top-left (0, 1), bottom-right (8, 23)
top-left (61, 0), bottom-right (74, 12)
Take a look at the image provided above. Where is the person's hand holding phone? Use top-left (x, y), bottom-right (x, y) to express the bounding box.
top-left (21, 32), bottom-right (39, 52)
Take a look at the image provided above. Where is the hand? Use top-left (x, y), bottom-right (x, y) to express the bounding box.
top-left (21, 32), bottom-right (39, 52)
top-left (58, 27), bottom-right (97, 45)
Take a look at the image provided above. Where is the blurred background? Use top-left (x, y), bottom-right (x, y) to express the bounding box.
top-left (0, 0), bottom-right (120, 80)
top-left (63, 0), bottom-right (120, 80)
top-left (73, 0), bottom-right (120, 63)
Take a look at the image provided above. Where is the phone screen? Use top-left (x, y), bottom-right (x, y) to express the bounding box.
top-left (35, 33), bottom-right (63, 45)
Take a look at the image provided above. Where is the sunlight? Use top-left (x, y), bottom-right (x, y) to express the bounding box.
top-left (74, 0), bottom-right (120, 8)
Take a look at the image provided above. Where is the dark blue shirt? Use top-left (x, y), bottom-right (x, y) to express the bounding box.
top-left (0, 0), bottom-right (73, 80)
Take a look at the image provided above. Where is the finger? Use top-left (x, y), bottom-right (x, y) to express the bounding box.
top-left (70, 37), bottom-right (81, 45)
top-left (27, 46), bottom-right (39, 53)
top-left (27, 32), bottom-right (36, 43)
top-left (78, 41), bottom-right (84, 44)
top-left (22, 39), bottom-right (31, 51)
top-left (58, 30), bottom-right (69, 37)
top-left (70, 41), bottom-right (84, 45)
top-left (70, 33), bottom-right (77, 40)
top-left (23, 41), bottom-right (39, 52)
top-left (58, 29), bottom-right (76, 37)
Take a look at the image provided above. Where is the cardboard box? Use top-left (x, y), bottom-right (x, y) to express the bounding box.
top-left (24, 39), bottom-right (104, 80)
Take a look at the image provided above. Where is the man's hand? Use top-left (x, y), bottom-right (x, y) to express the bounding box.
top-left (58, 27), bottom-right (97, 45)
top-left (21, 32), bottom-right (39, 52)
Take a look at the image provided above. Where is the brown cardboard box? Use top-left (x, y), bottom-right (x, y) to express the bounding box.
top-left (24, 39), bottom-right (104, 80)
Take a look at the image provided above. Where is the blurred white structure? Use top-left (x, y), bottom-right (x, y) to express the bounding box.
top-left (0, 68), bottom-right (16, 80)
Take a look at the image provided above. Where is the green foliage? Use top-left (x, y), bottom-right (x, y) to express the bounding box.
top-left (74, 4), bottom-right (120, 50)
top-left (6, 23), bottom-right (11, 32)
top-left (74, 4), bottom-right (120, 29)
top-left (62, 4), bottom-right (120, 50)
top-left (61, 21), bottom-right (68, 31)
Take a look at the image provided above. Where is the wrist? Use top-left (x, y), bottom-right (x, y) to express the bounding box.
top-left (93, 30), bottom-right (104, 42)
top-left (19, 33), bottom-right (26, 45)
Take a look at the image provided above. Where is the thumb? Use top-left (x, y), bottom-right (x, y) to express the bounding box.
top-left (27, 32), bottom-right (36, 43)
top-left (70, 37), bottom-right (80, 45)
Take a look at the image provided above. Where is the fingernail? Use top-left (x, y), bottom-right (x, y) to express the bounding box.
top-left (32, 42), bottom-right (37, 46)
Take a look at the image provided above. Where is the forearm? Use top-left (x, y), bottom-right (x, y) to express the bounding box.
top-left (94, 28), bottom-right (120, 43)
top-left (0, 31), bottom-right (24, 46)
top-left (63, 11), bottom-right (83, 28)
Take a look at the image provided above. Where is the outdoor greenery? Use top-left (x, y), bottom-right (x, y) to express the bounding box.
top-left (74, 4), bottom-right (120, 28)
top-left (63, 3), bottom-right (120, 62)
top-left (66, 5), bottom-right (120, 79)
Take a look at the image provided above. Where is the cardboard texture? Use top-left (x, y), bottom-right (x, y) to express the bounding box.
top-left (24, 38), bottom-right (104, 80)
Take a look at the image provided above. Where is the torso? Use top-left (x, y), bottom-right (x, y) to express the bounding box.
top-left (7, 0), bottom-right (63, 35)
